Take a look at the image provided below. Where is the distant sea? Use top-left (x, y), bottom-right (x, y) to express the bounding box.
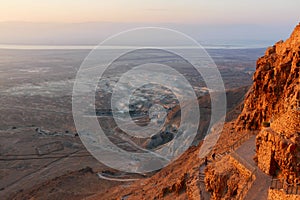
top-left (0, 40), bottom-right (274, 50)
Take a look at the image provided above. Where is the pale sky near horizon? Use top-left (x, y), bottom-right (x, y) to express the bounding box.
top-left (0, 0), bottom-right (299, 45)
top-left (0, 0), bottom-right (299, 24)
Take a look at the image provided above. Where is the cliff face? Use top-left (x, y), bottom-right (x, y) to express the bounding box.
top-left (235, 23), bottom-right (300, 130)
top-left (244, 23), bottom-right (300, 185)
top-left (255, 110), bottom-right (300, 184)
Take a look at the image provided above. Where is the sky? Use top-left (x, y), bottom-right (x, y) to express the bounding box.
top-left (0, 0), bottom-right (299, 45)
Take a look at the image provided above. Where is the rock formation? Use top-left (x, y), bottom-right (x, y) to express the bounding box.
top-left (205, 155), bottom-right (252, 200)
top-left (208, 22), bottom-right (300, 199)
top-left (250, 23), bottom-right (300, 186)
top-left (235, 23), bottom-right (300, 130)
top-left (255, 109), bottom-right (300, 184)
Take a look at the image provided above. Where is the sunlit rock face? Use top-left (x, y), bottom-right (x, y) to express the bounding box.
top-left (204, 155), bottom-right (252, 200)
top-left (255, 110), bottom-right (300, 184)
top-left (235, 23), bottom-right (300, 131)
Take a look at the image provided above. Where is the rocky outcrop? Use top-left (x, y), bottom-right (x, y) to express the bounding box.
top-left (268, 189), bottom-right (300, 200)
top-left (235, 23), bottom-right (300, 130)
top-left (255, 110), bottom-right (300, 184)
top-left (234, 21), bottom-right (300, 184)
top-left (205, 155), bottom-right (252, 200)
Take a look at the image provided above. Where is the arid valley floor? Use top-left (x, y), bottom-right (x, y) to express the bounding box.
top-left (0, 47), bottom-right (265, 199)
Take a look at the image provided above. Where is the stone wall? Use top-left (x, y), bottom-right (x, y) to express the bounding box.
top-left (204, 155), bottom-right (253, 200)
top-left (268, 189), bottom-right (300, 200)
top-left (255, 110), bottom-right (300, 184)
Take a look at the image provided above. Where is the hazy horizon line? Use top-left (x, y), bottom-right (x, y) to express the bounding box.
top-left (0, 20), bottom-right (295, 26)
top-left (0, 43), bottom-right (271, 50)
top-left (0, 21), bottom-right (296, 47)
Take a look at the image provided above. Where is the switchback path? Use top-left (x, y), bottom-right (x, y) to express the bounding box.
top-left (199, 164), bottom-right (210, 200)
top-left (96, 173), bottom-right (139, 182)
top-left (235, 135), bottom-right (272, 200)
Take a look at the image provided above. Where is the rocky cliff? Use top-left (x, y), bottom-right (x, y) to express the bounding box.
top-left (250, 23), bottom-right (300, 185)
top-left (205, 155), bottom-right (252, 200)
top-left (255, 109), bottom-right (300, 184)
top-left (235, 23), bottom-right (300, 130)
top-left (207, 23), bottom-right (300, 200)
